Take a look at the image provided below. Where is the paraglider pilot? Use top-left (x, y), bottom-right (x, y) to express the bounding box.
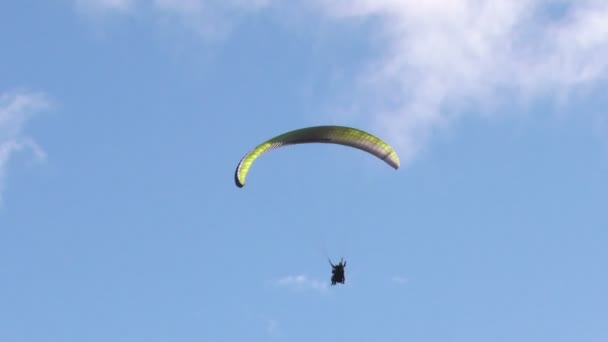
top-left (329, 258), bottom-right (346, 285)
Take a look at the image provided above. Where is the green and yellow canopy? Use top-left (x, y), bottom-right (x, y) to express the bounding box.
top-left (234, 125), bottom-right (400, 188)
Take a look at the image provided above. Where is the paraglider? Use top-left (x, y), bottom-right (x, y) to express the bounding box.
top-left (235, 125), bottom-right (396, 288)
top-left (329, 258), bottom-right (346, 285)
top-left (234, 125), bottom-right (400, 188)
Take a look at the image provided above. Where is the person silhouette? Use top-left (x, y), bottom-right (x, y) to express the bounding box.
top-left (329, 258), bottom-right (346, 285)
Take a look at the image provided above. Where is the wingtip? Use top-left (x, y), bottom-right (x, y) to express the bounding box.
top-left (234, 170), bottom-right (245, 188)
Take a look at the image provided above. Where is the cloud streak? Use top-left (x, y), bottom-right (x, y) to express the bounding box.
top-left (0, 91), bottom-right (49, 201)
top-left (275, 274), bottom-right (328, 293)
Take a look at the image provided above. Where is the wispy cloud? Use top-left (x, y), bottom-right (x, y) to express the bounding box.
top-left (275, 274), bottom-right (328, 293)
top-left (312, 0), bottom-right (608, 163)
top-left (0, 91), bottom-right (50, 201)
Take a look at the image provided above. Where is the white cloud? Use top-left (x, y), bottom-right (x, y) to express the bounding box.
top-left (275, 274), bottom-right (328, 293)
top-left (0, 91), bottom-right (49, 201)
top-left (310, 0), bottom-right (608, 163)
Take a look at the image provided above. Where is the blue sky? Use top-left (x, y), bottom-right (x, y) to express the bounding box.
top-left (1, 0), bottom-right (608, 341)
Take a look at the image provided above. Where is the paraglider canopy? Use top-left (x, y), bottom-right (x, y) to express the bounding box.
top-left (234, 125), bottom-right (400, 187)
